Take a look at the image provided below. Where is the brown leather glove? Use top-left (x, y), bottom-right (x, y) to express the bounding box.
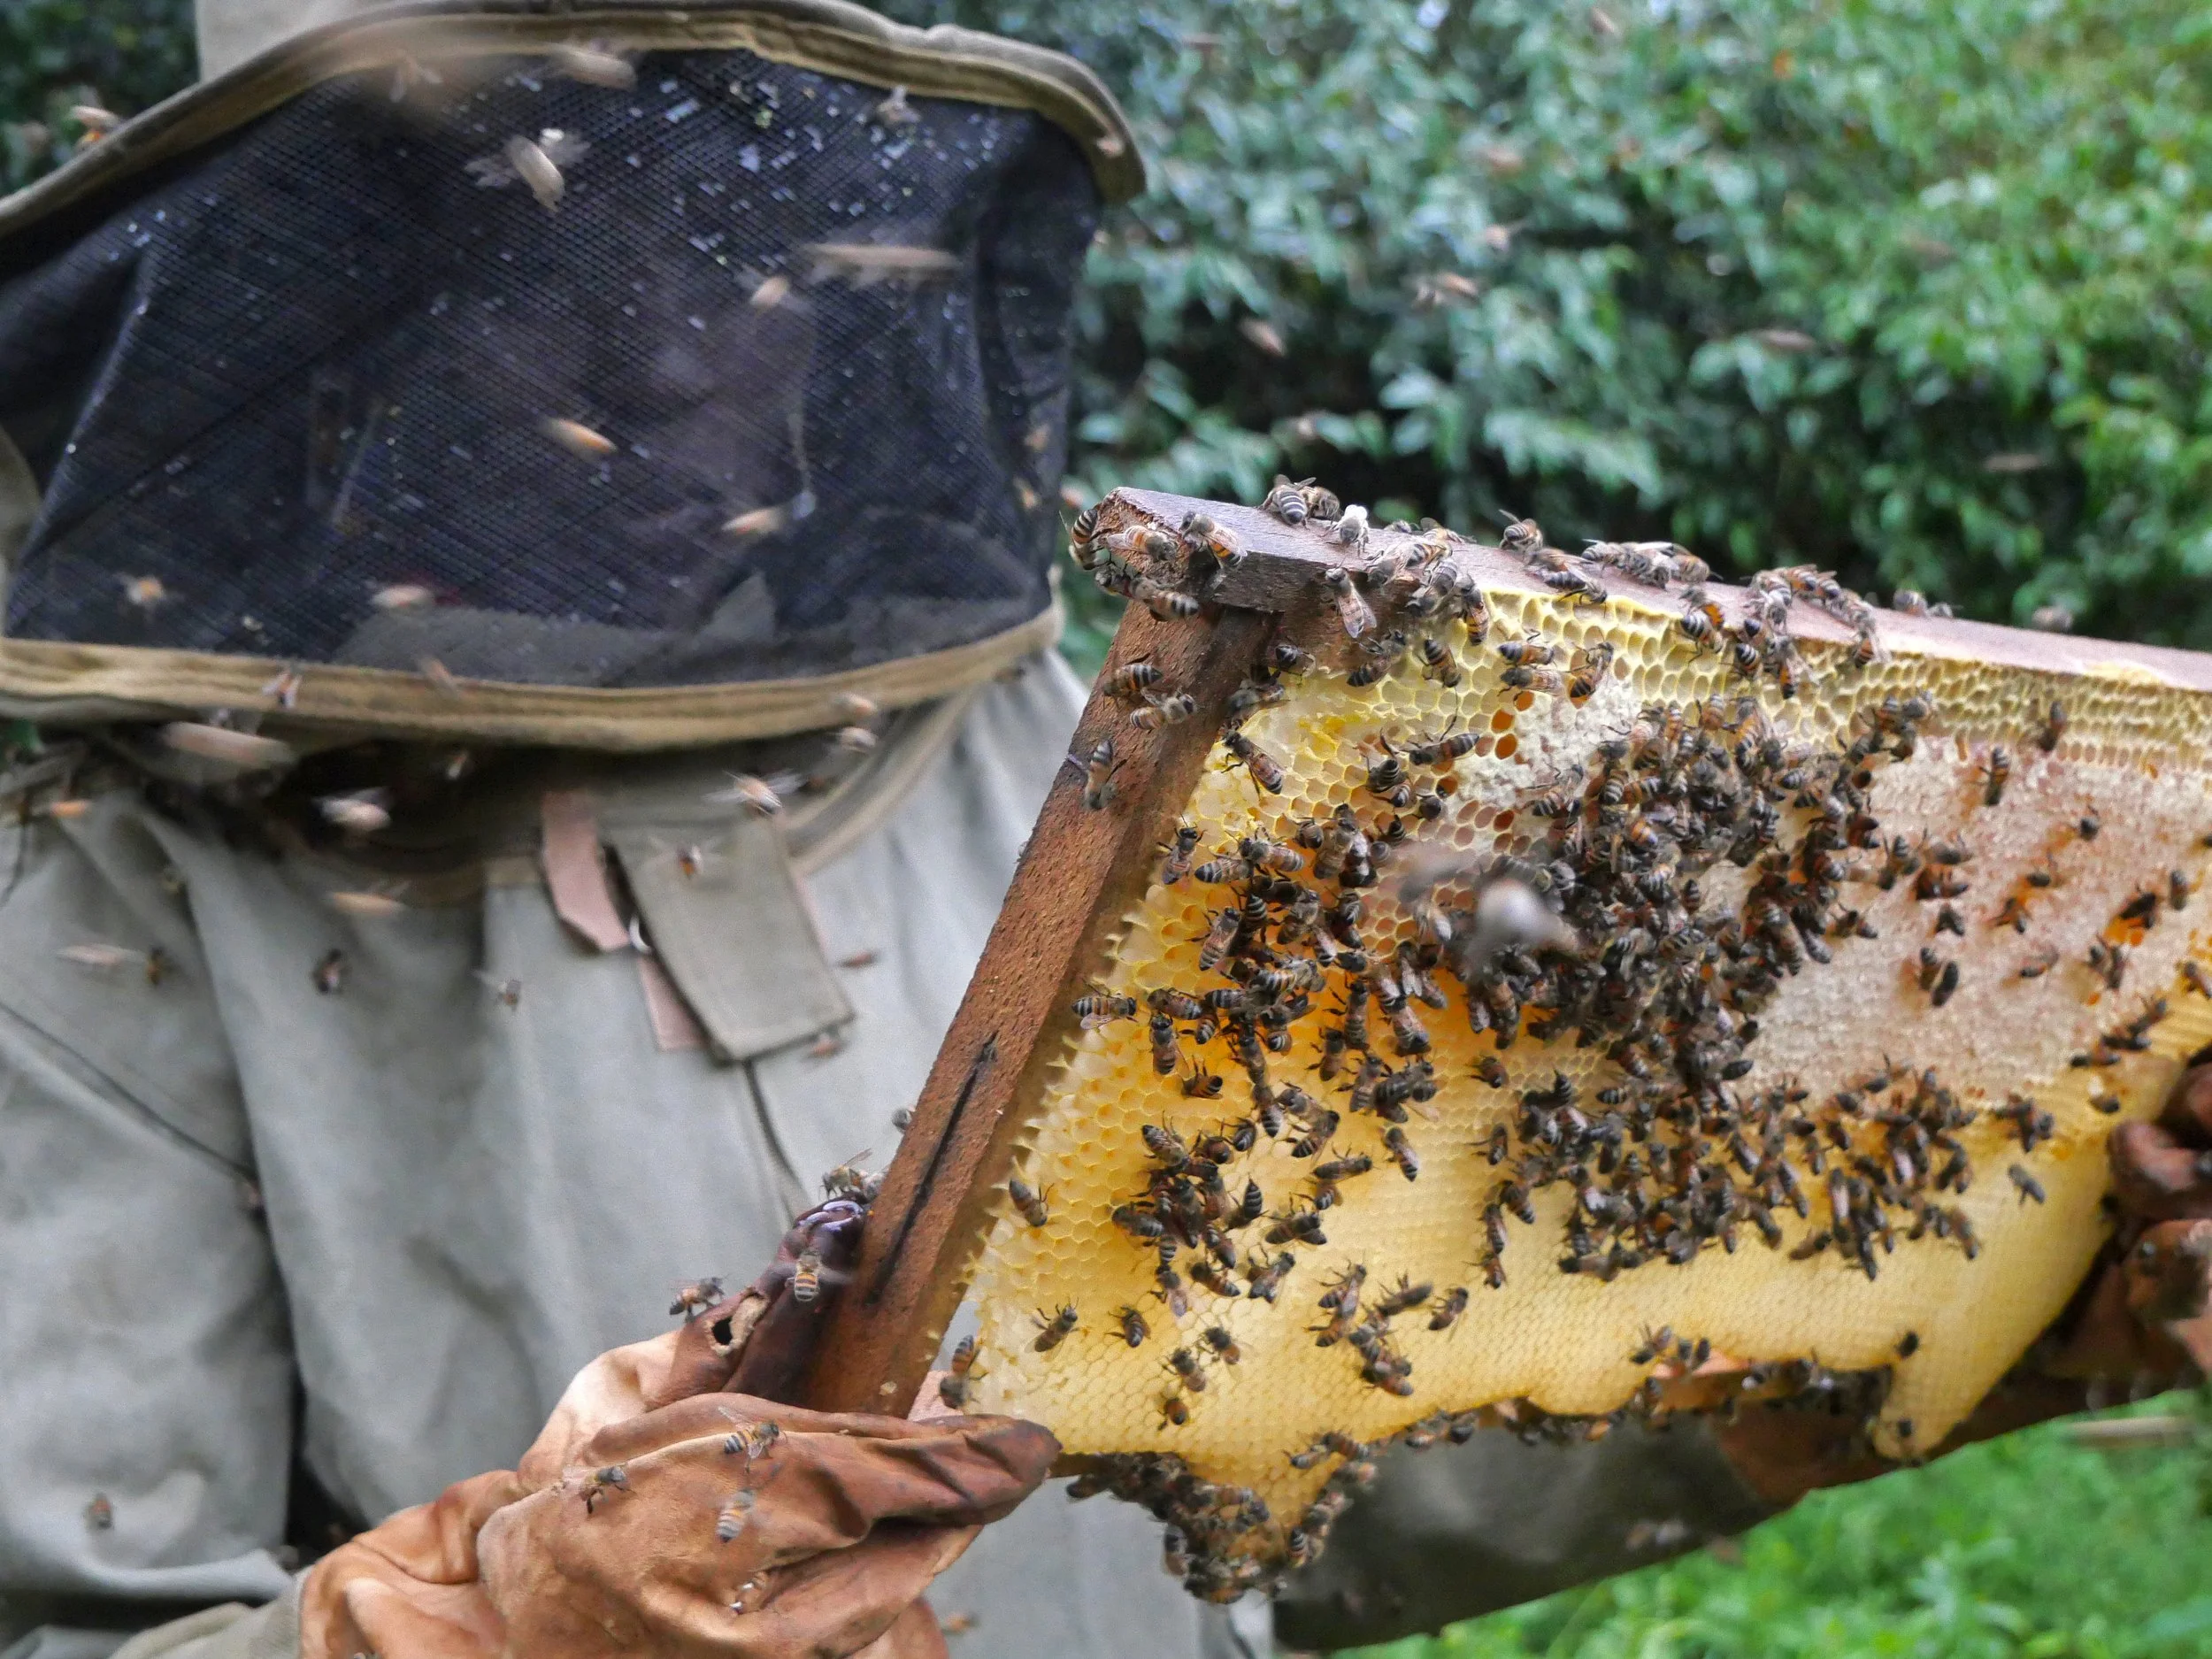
top-left (1715, 1062), bottom-right (2212, 1506)
top-left (296, 1200), bottom-right (1057, 1659)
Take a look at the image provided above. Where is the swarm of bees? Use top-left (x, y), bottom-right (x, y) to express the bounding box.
top-left (948, 486), bottom-right (2212, 1602)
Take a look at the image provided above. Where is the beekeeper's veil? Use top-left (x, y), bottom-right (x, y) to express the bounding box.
top-left (0, 0), bottom-right (1137, 745)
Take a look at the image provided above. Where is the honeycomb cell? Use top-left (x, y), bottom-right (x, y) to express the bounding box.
top-left (956, 533), bottom-right (2212, 1601)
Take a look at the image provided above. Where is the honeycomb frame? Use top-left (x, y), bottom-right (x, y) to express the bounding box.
top-left (805, 488), bottom-right (2212, 1597)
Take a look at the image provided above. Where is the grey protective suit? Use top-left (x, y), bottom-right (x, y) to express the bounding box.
top-left (0, 7), bottom-right (1776, 1658)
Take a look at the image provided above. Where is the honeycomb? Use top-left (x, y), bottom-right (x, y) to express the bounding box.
top-left (956, 502), bottom-right (2212, 1600)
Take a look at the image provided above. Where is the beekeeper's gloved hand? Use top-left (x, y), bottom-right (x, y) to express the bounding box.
top-left (1711, 1061), bottom-right (2212, 1507)
top-left (295, 1201), bottom-right (1056, 1659)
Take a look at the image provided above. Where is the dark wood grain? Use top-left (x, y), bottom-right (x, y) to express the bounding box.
top-left (803, 582), bottom-right (1272, 1414)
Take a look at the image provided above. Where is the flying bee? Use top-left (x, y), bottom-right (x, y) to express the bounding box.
top-left (311, 949), bottom-right (347, 995)
top-left (1105, 660), bottom-right (1164, 702)
top-left (1320, 566), bottom-right (1375, 639)
top-left (1978, 746), bottom-right (2012, 807)
top-left (1009, 1178), bottom-right (1050, 1227)
top-left (669, 1277), bottom-right (726, 1318)
top-left (2037, 701), bottom-right (2067, 753)
top-left (1383, 1125), bottom-right (1420, 1180)
top-left (2007, 1164), bottom-right (2046, 1205)
top-left (791, 1248), bottom-right (823, 1304)
top-left (1033, 1305), bottom-right (1079, 1351)
top-left (1132, 693), bottom-right (1200, 731)
top-left (1223, 729), bottom-right (1286, 794)
top-left (1158, 825), bottom-right (1201, 885)
top-left (1073, 987), bottom-right (1138, 1026)
top-left (714, 1489), bottom-right (757, 1543)
top-left (1114, 1305), bottom-right (1149, 1347)
top-left (1201, 1325), bottom-right (1242, 1364)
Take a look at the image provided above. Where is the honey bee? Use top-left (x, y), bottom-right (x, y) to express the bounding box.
top-left (1428, 1286), bottom-right (1469, 1331)
top-left (2017, 945), bottom-right (2058, 979)
top-left (1111, 1203), bottom-right (1165, 1241)
top-left (1132, 693), bottom-right (1200, 730)
top-left (1198, 907), bottom-right (1240, 972)
top-left (1136, 580), bottom-right (1202, 621)
top-left (1495, 633), bottom-right (1556, 668)
top-left (1201, 1325), bottom-right (1242, 1364)
top-left (1499, 514), bottom-right (1545, 557)
top-left (1033, 1305), bottom-right (1079, 1351)
top-left (1265, 478), bottom-right (1310, 522)
top-left (2184, 961), bottom-right (2212, 999)
top-left (541, 416), bottom-right (615, 459)
top-left (2007, 1164), bottom-right (2046, 1205)
top-left (1383, 1125), bottom-right (1420, 1180)
top-left (311, 949), bottom-right (347, 995)
top-left (580, 1463), bottom-right (630, 1513)
top-left (1978, 746), bottom-right (2012, 807)
top-left (1482, 1256), bottom-right (1508, 1290)
top-left (1167, 1347), bottom-right (1209, 1390)
top-left (1148, 1014), bottom-right (1181, 1076)
top-left (1180, 1064), bottom-right (1223, 1099)
top-left (2172, 869), bottom-right (2193, 912)
top-left (1157, 825), bottom-right (1200, 885)
top-left (1475, 1056), bottom-right (1509, 1090)
top-left (1678, 589), bottom-right (1723, 649)
top-left (1320, 566), bottom-right (1375, 639)
top-left (1113, 1305), bottom-right (1149, 1348)
top-left (1160, 1392), bottom-right (1190, 1426)
top-left (791, 1248), bottom-right (823, 1304)
top-left (669, 1277), bottom-right (726, 1318)
top-left (1223, 729), bottom-right (1286, 794)
top-left (1008, 1178), bottom-right (1050, 1227)
top-left (1566, 642), bottom-right (1615, 703)
top-left (2036, 701), bottom-right (2067, 753)
top-left (714, 1488), bottom-right (757, 1543)
top-left (1069, 737), bottom-right (1119, 810)
top-left (708, 772), bottom-right (784, 817)
top-left (1072, 988), bottom-right (1138, 1027)
top-left (1246, 1251), bottom-right (1294, 1302)
top-left (1415, 634), bottom-right (1463, 687)
top-left (1501, 665), bottom-right (1566, 695)
top-left (2089, 1089), bottom-right (2124, 1115)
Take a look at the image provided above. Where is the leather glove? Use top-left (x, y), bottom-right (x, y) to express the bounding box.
top-left (1713, 1061), bottom-right (2212, 1505)
top-left (296, 1200), bottom-right (1058, 1659)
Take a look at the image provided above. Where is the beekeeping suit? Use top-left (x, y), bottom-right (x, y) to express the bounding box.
top-left (0, 4), bottom-right (1223, 1655)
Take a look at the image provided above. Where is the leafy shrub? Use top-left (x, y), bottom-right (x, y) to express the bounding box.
top-left (1, 0), bottom-right (196, 194)
top-left (892, 0), bottom-right (2212, 657)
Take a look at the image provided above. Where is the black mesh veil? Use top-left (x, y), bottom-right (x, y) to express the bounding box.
top-left (0, 13), bottom-right (1107, 699)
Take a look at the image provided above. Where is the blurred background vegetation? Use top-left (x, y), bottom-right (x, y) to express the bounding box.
top-left (8, 0), bottom-right (2212, 1650)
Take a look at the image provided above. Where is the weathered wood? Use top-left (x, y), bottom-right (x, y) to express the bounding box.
top-left (803, 588), bottom-right (1272, 1413)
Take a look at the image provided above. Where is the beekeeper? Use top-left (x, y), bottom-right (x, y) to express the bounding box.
top-left (5, 5), bottom-right (2210, 1659)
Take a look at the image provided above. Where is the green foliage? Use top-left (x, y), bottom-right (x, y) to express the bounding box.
top-left (1350, 1399), bottom-right (2212, 1659)
top-left (0, 0), bottom-right (196, 193)
top-left (887, 0), bottom-right (2212, 656)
